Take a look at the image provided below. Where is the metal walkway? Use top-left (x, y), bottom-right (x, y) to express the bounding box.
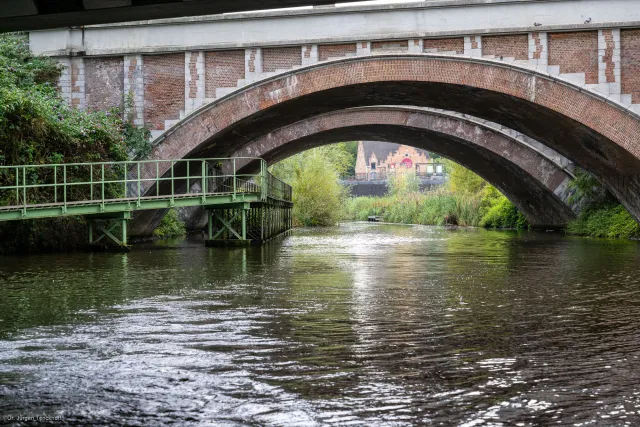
top-left (0, 158), bottom-right (292, 250)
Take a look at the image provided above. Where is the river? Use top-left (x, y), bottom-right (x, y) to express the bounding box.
top-left (1, 223), bottom-right (639, 426)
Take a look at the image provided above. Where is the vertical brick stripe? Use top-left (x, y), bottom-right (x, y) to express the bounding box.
top-left (532, 33), bottom-right (544, 59)
top-left (621, 29), bottom-right (640, 103)
top-left (248, 49), bottom-right (257, 72)
top-left (143, 53), bottom-right (185, 131)
top-left (188, 53), bottom-right (198, 99)
top-left (205, 50), bottom-right (245, 98)
top-left (548, 31), bottom-right (599, 84)
top-left (483, 34), bottom-right (528, 60)
top-left (602, 30), bottom-right (616, 84)
top-left (262, 47), bottom-right (302, 72)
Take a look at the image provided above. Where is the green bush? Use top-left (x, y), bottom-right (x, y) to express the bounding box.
top-left (567, 204), bottom-right (640, 239)
top-left (563, 168), bottom-right (640, 239)
top-left (153, 209), bottom-right (186, 238)
top-left (478, 185), bottom-right (527, 229)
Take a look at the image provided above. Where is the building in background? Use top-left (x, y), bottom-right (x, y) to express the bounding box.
top-left (354, 141), bottom-right (444, 181)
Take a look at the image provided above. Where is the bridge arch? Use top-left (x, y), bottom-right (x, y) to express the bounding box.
top-left (132, 54), bottom-right (640, 234)
top-left (176, 106), bottom-right (576, 232)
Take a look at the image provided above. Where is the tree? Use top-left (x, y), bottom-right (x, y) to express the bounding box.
top-left (270, 144), bottom-right (351, 226)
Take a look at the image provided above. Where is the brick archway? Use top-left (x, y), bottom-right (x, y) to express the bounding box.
top-left (133, 54), bottom-right (640, 234)
top-left (178, 107), bottom-right (576, 232)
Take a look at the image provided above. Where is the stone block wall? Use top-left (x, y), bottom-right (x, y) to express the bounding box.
top-left (85, 57), bottom-right (124, 111)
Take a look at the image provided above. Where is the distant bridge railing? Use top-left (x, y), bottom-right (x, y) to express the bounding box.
top-left (0, 157), bottom-right (291, 221)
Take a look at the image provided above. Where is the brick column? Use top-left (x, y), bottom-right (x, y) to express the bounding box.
top-left (185, 51), bottom-right (205, 115)
top-left (598, 29), bottom-right (621, 99)
top-left (124, 55), bottom-right (144, 127)
top-left (464, 36), bottom-right (482, 57)
top-left (245, 47), bottom-right (262, 83)
top-left (408, 39), bottom-right (423, 53)
top-left (356, 41), bottom-right (371, 55)
top-left (302, 45), bottom-right (318, 65)
top-left (528, 32), bottom-right (548, 71)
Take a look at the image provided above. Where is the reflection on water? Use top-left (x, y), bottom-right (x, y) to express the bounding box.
top-left (1, 223), bottom-right (640, 425)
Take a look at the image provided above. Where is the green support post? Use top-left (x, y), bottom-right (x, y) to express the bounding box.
top-left (241, 208), bottom-right (247, 240)
top-left (121, 217), bottom-right (127, 246)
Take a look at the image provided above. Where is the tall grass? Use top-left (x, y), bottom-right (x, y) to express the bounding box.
top-left (343, 170), bottom-right (526, 229)
top-left (343, 186), bottom-right (514, 227)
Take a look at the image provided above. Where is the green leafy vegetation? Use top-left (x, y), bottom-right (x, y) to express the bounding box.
top-left (153, 209), bottom-right (186, 238)
top-left (270, 144), bottom-right (352, 226)
top-left (564, 169), bottom-right (639, 239)
top-left (343, 161), bottom-right (527, 229)
top-left (0, 34), bottom-right (154, 253)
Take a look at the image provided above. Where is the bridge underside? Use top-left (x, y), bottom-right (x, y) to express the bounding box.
top-left (1, 0), bottom-right (348, 32)
top-left (182, 124), bottom-right (574, 232)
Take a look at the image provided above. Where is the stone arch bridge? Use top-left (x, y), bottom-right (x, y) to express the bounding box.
top-left (28, 0), bottom-right (640, 235)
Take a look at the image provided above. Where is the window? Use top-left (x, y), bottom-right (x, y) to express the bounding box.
top-left (370, 162), bottom-right (376, 170)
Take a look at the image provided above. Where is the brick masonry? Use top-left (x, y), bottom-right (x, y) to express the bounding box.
top-left (423, 38), bottom-right (464, 54)
top-left (548, 31), bottom-right (599, 84)
top-left (262, 47), bottom-right (302, 72)
top-left (483, 35), bottom-right (528, 60)
top-left (61, 28), bottom-right (640, 133)
top-left (318, 43), bottom-right (357, 61)
top-left (205, 50), bottom-right (245, 98)
top-left (371, 40), bottom-right (408, 53)
top-left (143, 53), bottom-right (185, 131)
top-left (85, 57), bottom-right (124, 111)
top-left (621, 29), bottom-right (640, 103)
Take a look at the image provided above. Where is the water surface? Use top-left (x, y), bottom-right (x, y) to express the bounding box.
top-left (1, 223), bottom-right (640, 425)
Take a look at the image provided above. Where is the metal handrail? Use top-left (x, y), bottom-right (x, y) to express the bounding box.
top-left (0, 157), bottom-right (292, 216)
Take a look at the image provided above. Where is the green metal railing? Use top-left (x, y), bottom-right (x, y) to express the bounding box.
top-left (0, 157), bottom-right (291, 221)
